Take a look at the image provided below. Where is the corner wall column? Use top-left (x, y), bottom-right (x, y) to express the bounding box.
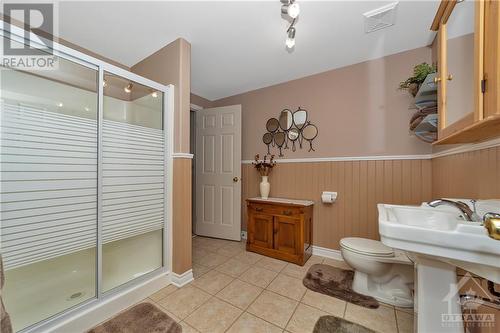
top-left (131, 38), bottom-right (193, 276)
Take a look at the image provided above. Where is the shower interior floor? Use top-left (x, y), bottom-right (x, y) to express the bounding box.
top-left (4, 230), bottom-right (163, 332)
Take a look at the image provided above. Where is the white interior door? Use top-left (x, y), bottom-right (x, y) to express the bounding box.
top-left (195, 105), bottom-right (242, 240)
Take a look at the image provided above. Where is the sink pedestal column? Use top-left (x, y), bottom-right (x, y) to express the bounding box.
top-left (415, 256), bottom-right (463, 333)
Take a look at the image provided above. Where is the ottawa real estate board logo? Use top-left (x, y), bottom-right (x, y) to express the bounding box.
top-left (2, 3), bottom-right (57, 70)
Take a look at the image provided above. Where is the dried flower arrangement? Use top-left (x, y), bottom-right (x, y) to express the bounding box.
top-left (252, 154), bottom-right (277, 176)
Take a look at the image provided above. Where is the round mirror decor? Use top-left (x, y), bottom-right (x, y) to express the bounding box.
top-left (279, 109), bottom-right (293, 131)
top-left (302, 124), bottom-right (318, 140)
top-left (302, 124), bottom-right (318, 151)
top-left (260, 106), bottom-right (317, 157)
top-left (262, 132), bottom-right (273, 154)
top-left (292, 108), bottom-right (308, 129)
top-left (263, 132), bottom-right (273, 144)
top-left (266, 118), bottom-right (279, 132)
top-left (274, 132), bottom-right (286, 157)
top-left (287, 128), bottom-right (300, 151)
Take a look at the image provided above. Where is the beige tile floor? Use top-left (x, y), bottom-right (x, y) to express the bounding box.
top-left (143, 236), bottom-right (415, 333)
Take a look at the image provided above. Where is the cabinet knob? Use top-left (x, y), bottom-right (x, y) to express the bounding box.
top-left (233, 177), bottom-right (239, 183)
top-left (434, 76), bottom-right (441, 84)
top-left (447, 74), bottom-right (453, 81)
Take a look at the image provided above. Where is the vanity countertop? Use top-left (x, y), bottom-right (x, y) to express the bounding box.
top-left (247, 197), bottom-right (314, 207)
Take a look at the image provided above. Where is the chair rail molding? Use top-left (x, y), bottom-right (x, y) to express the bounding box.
top-left (172, 153), bottom-right (194, 159)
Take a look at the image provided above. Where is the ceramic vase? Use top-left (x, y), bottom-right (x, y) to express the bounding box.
top-left (260, 176), bottom-right (270, 199)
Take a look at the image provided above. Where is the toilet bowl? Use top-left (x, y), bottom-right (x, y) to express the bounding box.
top-left (340, 237), bottom-right (414, 308)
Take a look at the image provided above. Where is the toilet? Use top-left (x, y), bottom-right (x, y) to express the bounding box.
top-left (340, 237), bottom-right (414, 308)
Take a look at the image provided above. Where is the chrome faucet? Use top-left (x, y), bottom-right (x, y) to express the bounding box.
top-left (427, 199), bottom-right (478, 221)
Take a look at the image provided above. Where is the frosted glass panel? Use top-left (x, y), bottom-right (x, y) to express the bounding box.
top-left (102, 72), bottom-right (164, 292)
top-left (0, 39), bottom-right (98, 331)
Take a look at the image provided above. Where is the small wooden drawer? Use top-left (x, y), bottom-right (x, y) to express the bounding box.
top-left (248, 203), bottom-right (303, 217)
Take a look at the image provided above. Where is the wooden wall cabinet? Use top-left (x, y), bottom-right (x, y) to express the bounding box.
top-left (246, 198), bottom-right (313, 266)
top-left (432, 0), bottom-right (500, 144)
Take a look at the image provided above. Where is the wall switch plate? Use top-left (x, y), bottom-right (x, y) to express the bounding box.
top-left (241, 231), bottom-right (247, 240)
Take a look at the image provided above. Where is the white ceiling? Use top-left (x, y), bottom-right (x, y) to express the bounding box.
top-left (57, 1), bottom-right (442, 100)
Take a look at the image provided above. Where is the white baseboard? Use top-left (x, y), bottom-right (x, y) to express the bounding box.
top-left (312, 245), bottom-right (344, 261)
top-left (42, 272), bottom-right (171, 333)
top-left (170, 269), bottom-right (194, 287)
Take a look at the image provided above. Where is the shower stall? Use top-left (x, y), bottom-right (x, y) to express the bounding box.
top-left (0, 24), bottom-right (173, 332)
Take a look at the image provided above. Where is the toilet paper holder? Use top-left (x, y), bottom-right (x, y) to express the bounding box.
top-left (321, 191), bottom-right (337, 203)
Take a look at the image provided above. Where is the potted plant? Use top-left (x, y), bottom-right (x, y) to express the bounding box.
top-left (399, 62), bottom-right (437, 97)
top-left (252, 154), bottom-right (277, 199)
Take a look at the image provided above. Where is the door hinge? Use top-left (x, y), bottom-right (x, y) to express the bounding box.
top-left (481, 79), bottom-right (486, 93)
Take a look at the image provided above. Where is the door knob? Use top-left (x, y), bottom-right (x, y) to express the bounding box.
top-left (233, 177), bottom-right (239, 183)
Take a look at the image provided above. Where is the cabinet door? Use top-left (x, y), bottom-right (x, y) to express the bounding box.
top-left (438, 0), bottom-right (478, 138)
top-left (248, 213), bottom-right (274, 249)
top-left (273, 216), bottom-right (300, 255)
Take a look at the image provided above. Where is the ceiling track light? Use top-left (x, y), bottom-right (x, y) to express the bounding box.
top-left (124, 83), bottom-right (133, 93)
top-left (280, 0), bottom-right (299, 50)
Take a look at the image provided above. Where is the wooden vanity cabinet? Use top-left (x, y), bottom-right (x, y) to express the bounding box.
top-left (432, 0), bottom-right (500, 144)
top-left (246, 198), bottom-right (313, 266)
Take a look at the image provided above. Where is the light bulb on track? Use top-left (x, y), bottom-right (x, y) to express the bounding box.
top-left (281, 1), bottom-right (300, 19)
top-left (287, 2), bottom-right (300, 19)
top-left (286, 27), bottom-right (296, 49)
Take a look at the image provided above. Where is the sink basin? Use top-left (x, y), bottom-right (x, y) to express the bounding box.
top-left (387, 205), bottom-right (460, 231)
top-left (378, 203), bottom-right (500, 281)
top-left (378, 200), bottom-right (500, 333)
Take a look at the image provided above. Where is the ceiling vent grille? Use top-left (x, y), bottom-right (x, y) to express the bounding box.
top-left (363, 2), bottom-right (398, 33)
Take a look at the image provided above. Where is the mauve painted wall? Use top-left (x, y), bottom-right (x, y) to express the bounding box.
top-left (211, 47), bottom-right (433, 160)
top-left (191, 93), bottom-right (213, 109)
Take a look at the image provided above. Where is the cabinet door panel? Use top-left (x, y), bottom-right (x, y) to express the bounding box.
top-left (249, 213), bottom-right (274, 249)
top-left (273, 216), bottom-right (300, 255)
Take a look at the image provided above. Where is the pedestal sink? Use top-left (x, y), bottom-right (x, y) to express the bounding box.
top-left (378, 200), bottom-right (500, 333)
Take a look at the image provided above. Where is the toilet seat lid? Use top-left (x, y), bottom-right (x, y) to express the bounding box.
top-left (340, 237), bottom-right (394, 257)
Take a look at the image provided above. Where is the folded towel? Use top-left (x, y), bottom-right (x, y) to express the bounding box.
top-left (410, 106), bottom-right (437, 131)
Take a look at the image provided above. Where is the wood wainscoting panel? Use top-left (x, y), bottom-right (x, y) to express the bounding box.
top-left (241, 159), bottom-right (432, 251)
top-left (432, 146), bottom-right (500, 199)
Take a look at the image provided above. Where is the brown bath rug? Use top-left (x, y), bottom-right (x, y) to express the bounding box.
top-left (303, 264), bottom-right (379, 309)
top-left (87, 302), bottom-right (181, 333)
top-left (313, 316), bottom-right (376, 333)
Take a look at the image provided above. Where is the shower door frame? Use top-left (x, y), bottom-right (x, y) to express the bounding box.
top-left (1, 21), bottom-right (174, 333)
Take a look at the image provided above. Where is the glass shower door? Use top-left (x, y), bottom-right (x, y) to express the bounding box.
top-left (101, 72), bottom-right (164, 292)
top-left (0, 37), bottom-right (98, 331)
